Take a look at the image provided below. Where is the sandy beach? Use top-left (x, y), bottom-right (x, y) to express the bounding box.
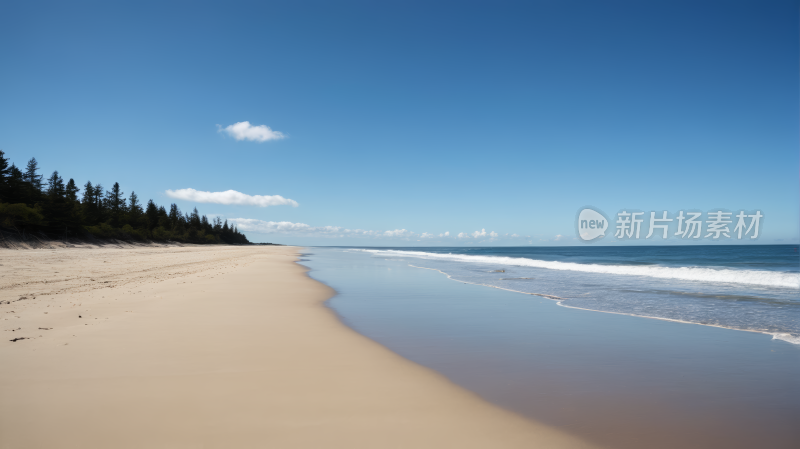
top-left (0, 245), bottom-right (596, 448)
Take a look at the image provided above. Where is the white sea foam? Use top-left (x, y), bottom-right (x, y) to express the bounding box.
top-left (357, 250), bottom-right (800, 289)
top-left (771, 333), bottom-right (800, 345)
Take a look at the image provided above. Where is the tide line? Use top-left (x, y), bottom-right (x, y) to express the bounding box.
top-left (407, 264), bottom-right (799, 346)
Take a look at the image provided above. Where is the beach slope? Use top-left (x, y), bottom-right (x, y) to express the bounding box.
top-left (0, 246), bottom-right (596, 448)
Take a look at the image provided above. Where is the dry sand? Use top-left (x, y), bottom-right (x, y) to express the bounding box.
top-left (0, 245), bottom-right (598, 448)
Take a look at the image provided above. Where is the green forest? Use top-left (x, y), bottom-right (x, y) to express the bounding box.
top-left (0, 150), bottom-right (250, 244)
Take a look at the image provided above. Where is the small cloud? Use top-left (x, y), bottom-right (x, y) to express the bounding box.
top-left (469, 229), bottom-right (497, 239)
top-left (554, 234), bottom-right (563, 241)
top-left (166, 188), bottom-right (298, 207)
top-left (228, 219), bottom-right (417, 239)
top-left (383, 229), bottom-right (413, 237)
top-left (217, 121), bottom-right (286, 142)
top-left (225, 219), bottom-right (515, 243)
top-left (453, 229), bottom-right (500, 240)
top-left (230, 219), bottom-right (321, 234)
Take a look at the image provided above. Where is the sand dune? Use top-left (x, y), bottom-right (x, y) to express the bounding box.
top-left (0, 245), bottom-right (597, 448)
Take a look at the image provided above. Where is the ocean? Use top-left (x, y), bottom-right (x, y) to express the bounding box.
top-left (301, 245), bottom-right (800, 448)
top-left (351, 245), bottom-right (800, 344)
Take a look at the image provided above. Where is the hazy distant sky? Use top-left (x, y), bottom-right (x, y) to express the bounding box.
top-left (1, 0), bottom-right (797, 245)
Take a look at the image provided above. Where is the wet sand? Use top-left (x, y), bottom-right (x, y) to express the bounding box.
top-left (311, 248), bottom-right (800, 449)
top-left (0, 246), bottom-right (597, 448)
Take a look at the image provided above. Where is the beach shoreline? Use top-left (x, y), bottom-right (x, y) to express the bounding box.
top-left (312, 247), bottom-right (800, 449)
top-left (0, 245), bottom-right (595, 448)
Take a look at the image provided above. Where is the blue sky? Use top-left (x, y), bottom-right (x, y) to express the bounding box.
top-left (1, 0), bottom-right (797, 246)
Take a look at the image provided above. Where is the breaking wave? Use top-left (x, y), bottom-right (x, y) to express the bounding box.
top-left (356, 249), bottom-right (800, 289)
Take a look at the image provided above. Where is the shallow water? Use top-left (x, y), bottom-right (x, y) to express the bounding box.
top-left (351, 245), bottom-right (800, 344)
top-left (303, 248), bottom-right (800, 449)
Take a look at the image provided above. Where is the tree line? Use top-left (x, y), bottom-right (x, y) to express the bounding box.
top-left (0, 151), bottom-right (250, 244)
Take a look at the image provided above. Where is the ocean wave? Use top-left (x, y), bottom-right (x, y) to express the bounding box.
top-left (356, 250), bottom-right (800, 289)
top-left (771, 333), bottom-right (800, 345)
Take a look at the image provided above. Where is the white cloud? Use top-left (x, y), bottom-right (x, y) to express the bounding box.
top-left (165, 188), bottom-right (298, 207)
top-left (383, 229), bottom-right (413, 237)
top-left (229, 219), bottom-right (417, 240)
top-left (470, 229), bottom-right (498, 239)
top-left (226, 219), bottom-right (516, 243)
top-left (554, 234), bottom-right (564, 241)
top-left (217, 121), bottom-right (286, 142)
top-left (229, 219), bottom-right (337, 235)
top-left (454, 229), bottom-right (499, 240)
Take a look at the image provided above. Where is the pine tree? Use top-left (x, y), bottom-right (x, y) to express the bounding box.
top-left (145, 199), bottom-right (159, 230)
top-left (157, 205), bottom-right (169, 230)
top-left (128, 191), bottom-right (143, 226)
top-left (42, 171), bottom-right (68, 234)
top-left (93, 183), bottom-right (106, 222)
top-left (190, 207), bottom-right (201, 228)
top-left (168, 204), bottom-right (181, 231)
top-left (106, 182), bottom-right (126, 226)
top-left (82, 181), bottom-right (98, 225)
top-left (93, 183), bottom-right (104, 206)
top-left (82, 181), bottom-right (94, 204)
top-left (6, 164), bottom-right (24, 203)
top-left (46, 171), bottom-right (65, 198)
top-left (63, 178), bottom-right (82, 233)
top-left (65, 179), bottom-right (79, 202)
top-left (23, 157), bottom-right (43, 192)
top-left (0, 150), bottom-right (10, 202)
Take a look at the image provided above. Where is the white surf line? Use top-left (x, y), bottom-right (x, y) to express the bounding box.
top-left (407, 264), bottom-right (799, 345)
top-left (361, 249), bottom-right (800, 289)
